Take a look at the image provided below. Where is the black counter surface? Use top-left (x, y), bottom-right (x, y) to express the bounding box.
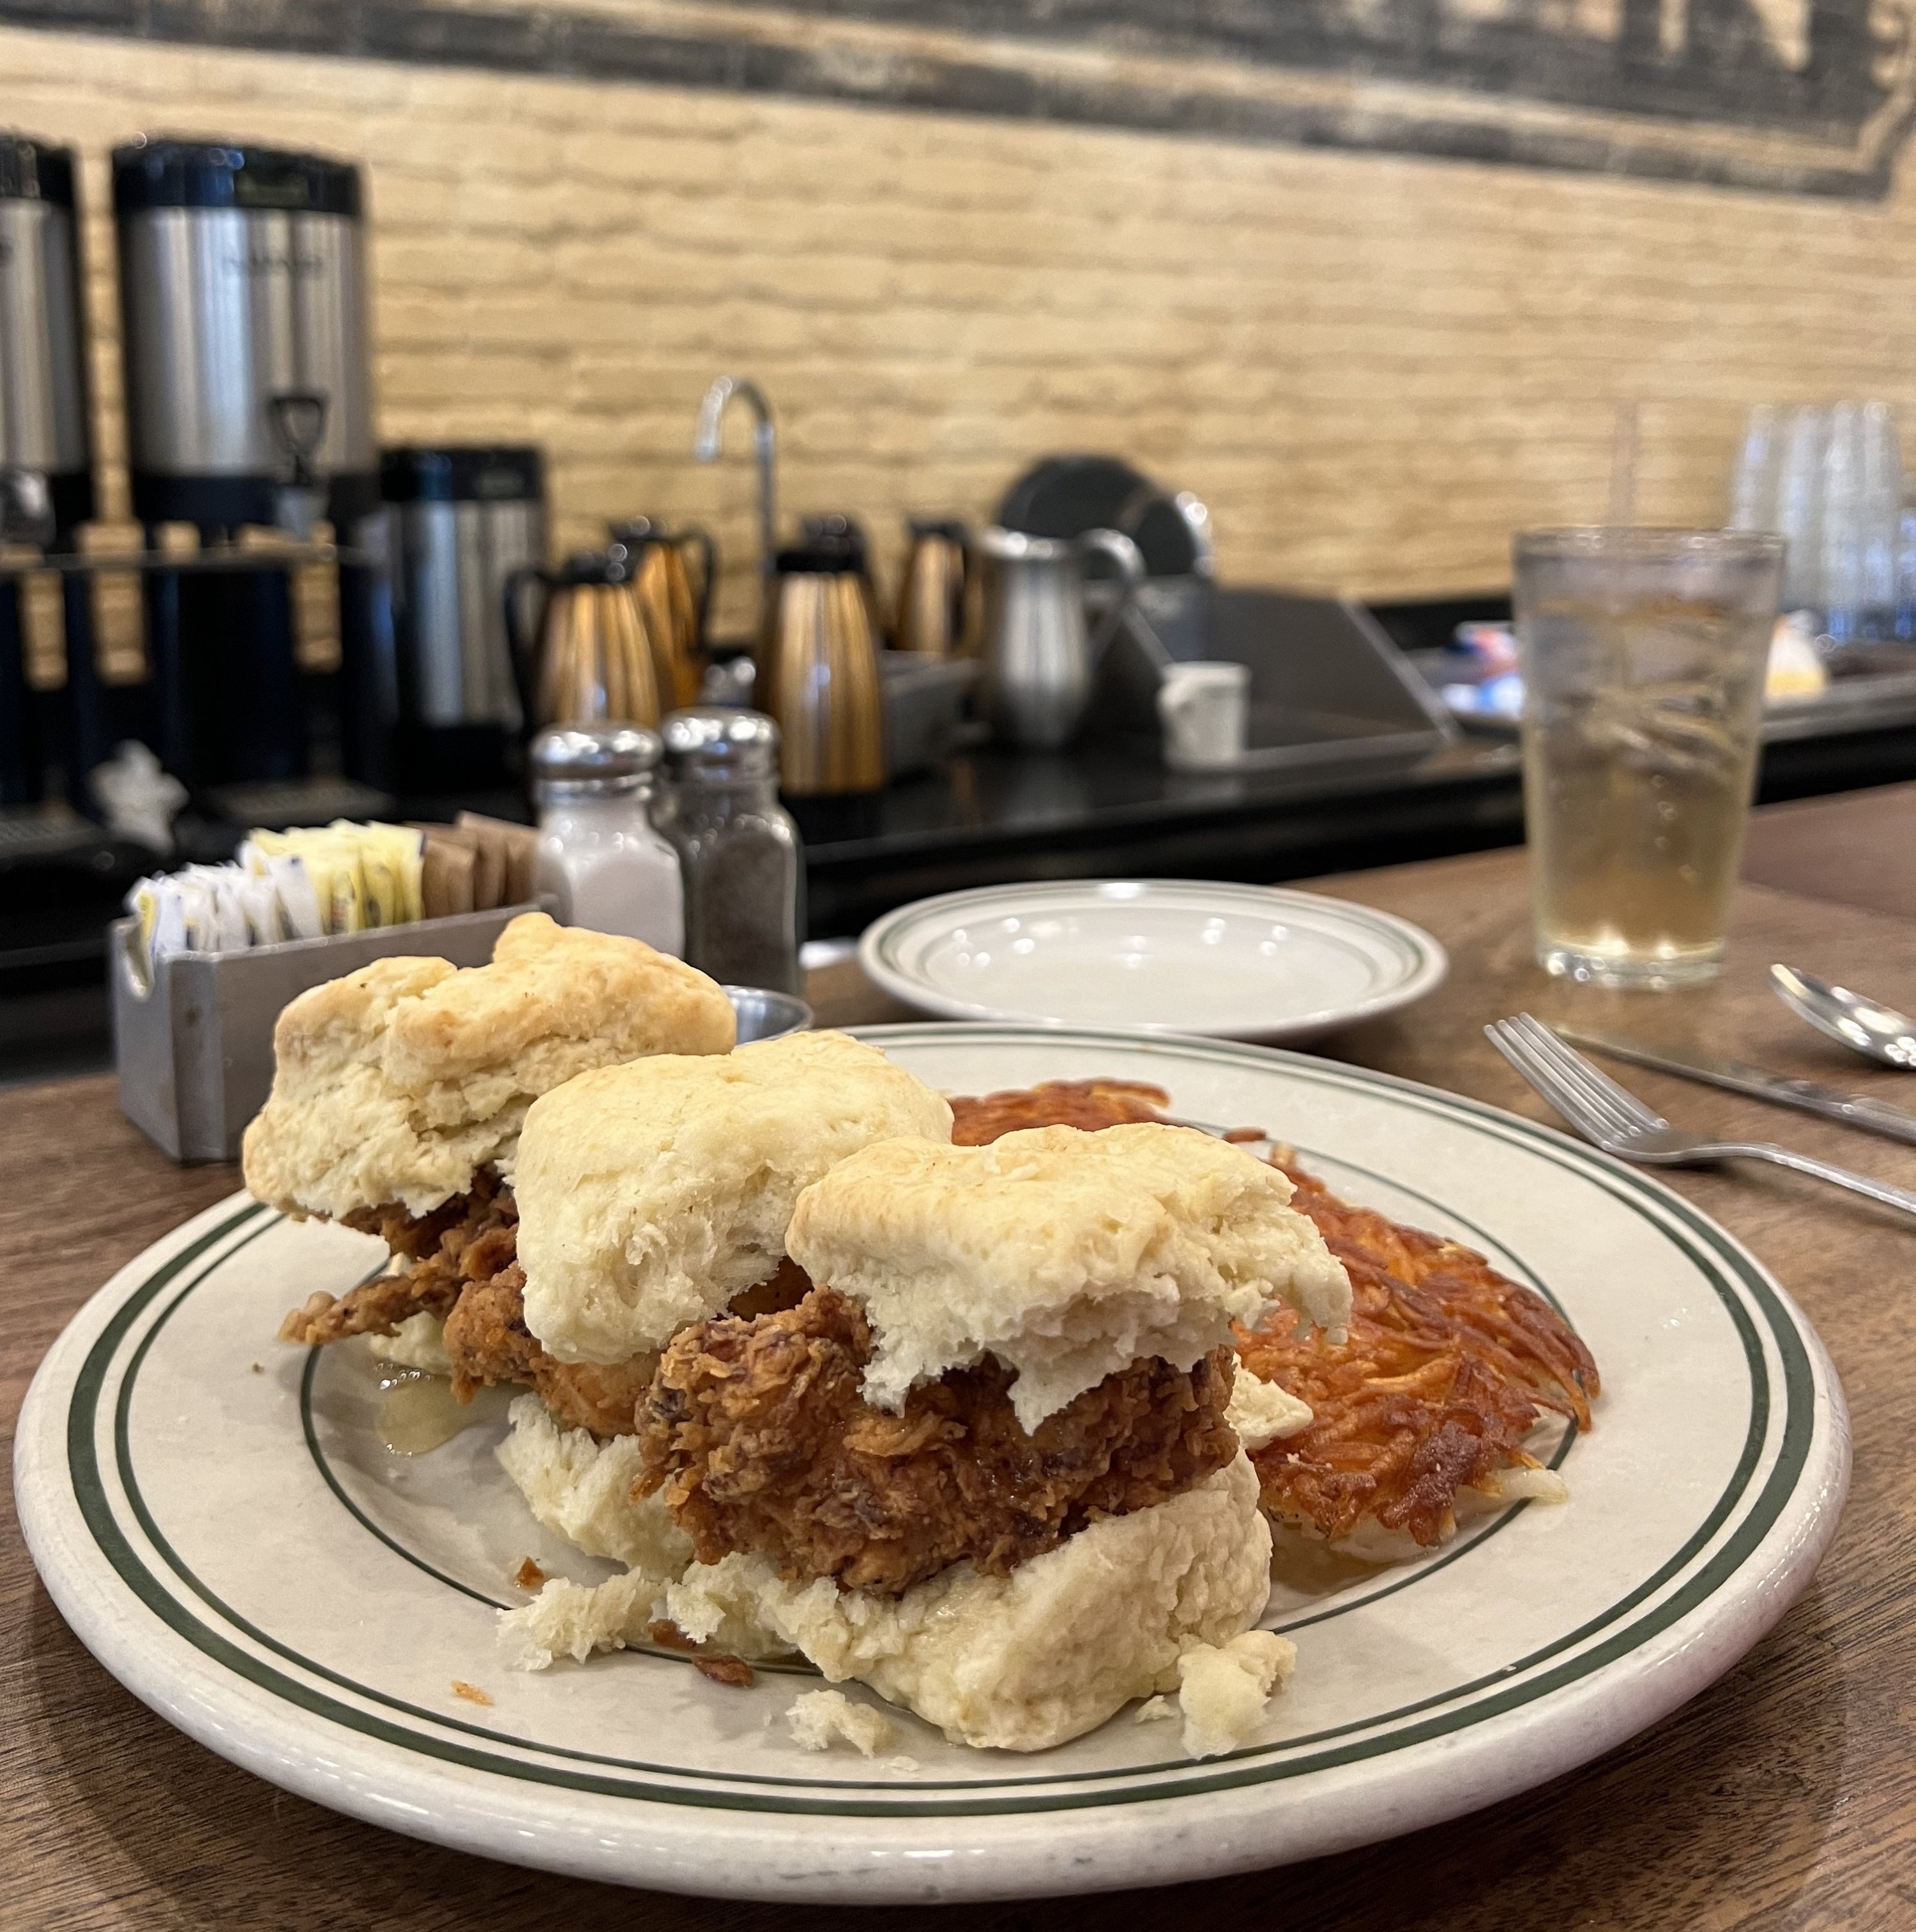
top-left (8, 712), bottom-right (1916, 1086)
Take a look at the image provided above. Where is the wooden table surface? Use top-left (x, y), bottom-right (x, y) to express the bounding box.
top-left (7, 816), bottom-right (1916, 1930)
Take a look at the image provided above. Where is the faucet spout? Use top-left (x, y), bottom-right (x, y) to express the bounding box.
top-left (695, 375), bottom-right (778, 579)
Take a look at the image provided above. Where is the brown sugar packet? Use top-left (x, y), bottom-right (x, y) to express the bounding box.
top-left (441, 816), bottom-right (504, 909)
top-left (411, 825), bottom-right (477, 919)
top-left (407, 822), bottom-right (480, 915)
top-left (457, 811), bottom-right (538, 906)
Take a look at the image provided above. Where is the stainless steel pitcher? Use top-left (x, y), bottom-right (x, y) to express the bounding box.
top-left (980, 526), bottom-right (1144, 749)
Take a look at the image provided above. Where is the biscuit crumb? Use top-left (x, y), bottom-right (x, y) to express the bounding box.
top-left (513, 1557), bottom-right (547, 1589)
top-left (692, 1653), bottom-right (756, 1687)
top-left (499, 1569), bottom-right (660, 1672)
top-left (786, 1689), bottom-right (897, 1756)
top-left (451, 1679), bottom-right (494, 1706)
top-left (1135, 1695), bottom-right (1176, 1723)
top-left (1176, 1631), bottom-right (1296, 1759)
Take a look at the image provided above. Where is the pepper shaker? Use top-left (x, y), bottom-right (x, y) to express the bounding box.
top-left (531, 724), bottom-right (684, 954)
top-left (655, 708), bottom-right (803, 994)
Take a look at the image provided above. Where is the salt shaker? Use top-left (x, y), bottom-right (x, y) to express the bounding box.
top-left (531, 724), bottom-right (684, 954)
top-left (655, 708), bottom-right (803, 993)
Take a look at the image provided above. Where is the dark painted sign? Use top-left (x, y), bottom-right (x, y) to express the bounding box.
top-left (10, 0), bottom-right (1913, 196)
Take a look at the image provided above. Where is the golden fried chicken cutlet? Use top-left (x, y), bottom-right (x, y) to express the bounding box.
top-left (278, 1171), bottom-right (517, 1347)
top-left (636, 1286), bottom-right (1240, 1596)
top-left (947, 1076), bottom-right (1602, 1552)
top-left (280, 1185), bottom-right (812, 1438)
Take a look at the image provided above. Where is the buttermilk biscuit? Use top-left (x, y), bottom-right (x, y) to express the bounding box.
top-left (495, 1394), bottom-right (692, 1572)
top-left (241, 913), bottom-right (734, 1220)
top-left (785, 1123), bottom-right (1351, 1429)
top-left (664, 1454), bottom-right (1274, 1753)
top-left (515, 1032), bottom-right (954, 1365)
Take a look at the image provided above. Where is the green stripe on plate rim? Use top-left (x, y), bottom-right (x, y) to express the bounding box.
top-left (59, 1032), bottom-right (1816, 1818)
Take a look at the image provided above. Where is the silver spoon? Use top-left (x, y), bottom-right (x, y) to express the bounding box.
top-left (1771, 962), bottom-right (1916, 1068)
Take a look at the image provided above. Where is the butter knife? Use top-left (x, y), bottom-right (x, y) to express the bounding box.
top-left (1549, 1024), bottom-right (1916, 1148)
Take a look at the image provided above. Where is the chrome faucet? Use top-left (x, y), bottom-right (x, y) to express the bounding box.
top-left (694, 376), bottom-right (778, 584)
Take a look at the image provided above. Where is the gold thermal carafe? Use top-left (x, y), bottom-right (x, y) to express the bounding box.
top-left (761, 542), bottom-right (884, 795)
top-left (895, 516), bottom-right (974, 657)
top-left (609, 517), bottom-right (715, 711)
top-left (504, 548), bottom-right (660, 730)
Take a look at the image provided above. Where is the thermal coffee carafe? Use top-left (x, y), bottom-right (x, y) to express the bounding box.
top-left (608, 516), bottom-right (714, 711)
top-left (762, 541), bottom-right (883, 796)
top-left (799, 512), bottom-right (889, 652)
top-left (383, 446), bottom-right (544, 787)
top-left (505, 548), bottom-right (662, 732)
top-left (114, 137), bottom-right (385, 791)
top-left (895, 517), bottom-right (973, 658)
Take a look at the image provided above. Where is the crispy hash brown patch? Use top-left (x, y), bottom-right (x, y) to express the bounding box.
top-left (946, 1077), bottom-right (1600, 1550)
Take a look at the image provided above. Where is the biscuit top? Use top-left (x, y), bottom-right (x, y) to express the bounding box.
top-left (241, 912), bottom-right (735, 1219)
top-left (515, 1031), bottom-right (954, 1365)
top-left (784, 1123), bottom-right (1352, 1431)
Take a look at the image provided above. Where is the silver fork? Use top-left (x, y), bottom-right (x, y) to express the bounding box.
top-left (1486, 1012), bottom-right (1916, 1221)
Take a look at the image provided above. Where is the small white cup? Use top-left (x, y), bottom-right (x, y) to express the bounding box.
top-left (1157, 660), bottom-right (1250, 771)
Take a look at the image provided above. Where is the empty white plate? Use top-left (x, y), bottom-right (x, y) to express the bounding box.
top-left (858, 880), bottom-right (1448, 1040)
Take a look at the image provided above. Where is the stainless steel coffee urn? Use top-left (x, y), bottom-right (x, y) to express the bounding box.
top-left (115, 138), bottom-right (374, 531)
top-left (1, 134), bottom-right (92, 541)
top-left (113, 137), bottom-right (386, 791)
top-left (1, 133), bottom-right (94, 806)
top-left (381, 445), bottom-right (544, 787)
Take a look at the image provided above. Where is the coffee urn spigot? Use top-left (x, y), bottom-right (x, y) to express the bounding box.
top-left (270, 388), bottom-right (330, 541)
top-left (0, 468), bottom-right (55, 547)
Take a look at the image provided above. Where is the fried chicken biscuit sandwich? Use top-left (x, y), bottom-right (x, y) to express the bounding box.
top-left (641, 1122), bottom-right (1352, 1752)
top-left (249, 911), bottom-right (736, 1434)
top-left (489, 1030), bottom-right (955, 1650)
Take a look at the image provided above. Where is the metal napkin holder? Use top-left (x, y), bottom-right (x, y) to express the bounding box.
top-left (111, 904), bottom-right (542, 1164)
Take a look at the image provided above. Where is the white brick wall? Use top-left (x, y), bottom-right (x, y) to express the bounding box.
top-left (7, 21), bottom-right (1916, 640)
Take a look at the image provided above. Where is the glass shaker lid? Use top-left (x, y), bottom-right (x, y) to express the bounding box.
top-left (531, 724), bottom-right (661, 795)
top-left (662, 706), bottom-right (780, 776)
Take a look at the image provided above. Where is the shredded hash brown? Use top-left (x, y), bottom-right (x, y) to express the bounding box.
top-left (947, 1078), bottom-right (1600, 1550)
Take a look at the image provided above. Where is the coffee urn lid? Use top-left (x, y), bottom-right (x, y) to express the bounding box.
top-left (0, 134), bottom-right (76, 207)
top-left (381, 447), bottom-right (545, 505)
top-left (662, 707), bottom-right (780, 776)
top-left (112, 137), bottom-right (361, 217)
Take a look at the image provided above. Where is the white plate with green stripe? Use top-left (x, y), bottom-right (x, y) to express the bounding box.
top-left (15, 1026), bottom-right (1848, 1904)
top-left (858, 881), bottom-right (1447, 1040)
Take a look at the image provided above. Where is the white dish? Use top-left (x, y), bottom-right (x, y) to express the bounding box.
top-left (15, 1026), bottom-right (1847, 1904)
top-left (858, 881), bottom-right (1447, 1040)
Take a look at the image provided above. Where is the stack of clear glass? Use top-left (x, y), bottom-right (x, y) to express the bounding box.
top-left (1729, 402), bottom-right (1910, 643)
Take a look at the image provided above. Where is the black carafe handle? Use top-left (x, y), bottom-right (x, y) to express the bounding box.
top-left (676, 526), bottom-right (718, 651)
top-left (503, 564), bottom-right (554, 733)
